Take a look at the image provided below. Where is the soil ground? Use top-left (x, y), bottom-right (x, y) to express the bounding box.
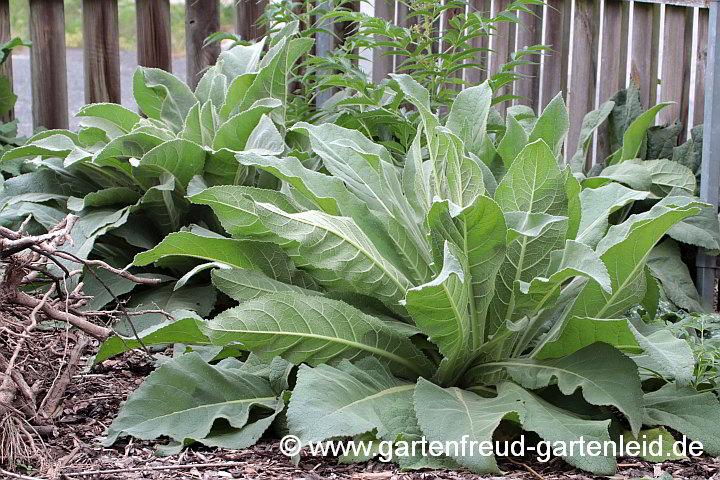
top-left (1, 320), bottom-right (719, 480)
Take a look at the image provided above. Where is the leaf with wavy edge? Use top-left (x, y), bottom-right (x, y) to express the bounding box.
top-left (203, 293), bottom-right (433, 378)
top-left (104, 352), bottom-right (281, 448)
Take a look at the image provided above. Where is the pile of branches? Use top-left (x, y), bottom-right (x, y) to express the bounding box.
top-left (0, 215), bottom-right (159, 472)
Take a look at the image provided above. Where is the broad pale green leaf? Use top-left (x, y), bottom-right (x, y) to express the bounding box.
top-left (234, 152), bottom-right (428, 282)
top-left (95, 317), bottom-right (210, 363)
top-left (584, 161), bottom-right (653, 191)
top-left (132, 67), bottom-right (198, 132)
top-left (413, 377), bottom-right (520, 473)
top-left (436, 127), bottom-right (485, 207)
top-left (446, 82), bottom-right (492, 155)
top-left (244, 114), bottom-right (284, 154)
top-left (1, 133), bottom-right (93, 166)
top-left (536, 316), bottom-right (639, 359)
top-left (565, 169), bottom-right (582, 240)
top-left (76, 103), bottom-right (142, 134)
top-left (570, 201), bottom-right (702, 320)
top-left (570, 100), bottom-right (615, 173)
top-left (67, 187), bottom-right (141, 211)
top-left (218, 39), bottom-right (266, 78)
top-left (643, 383), bottom-right (720, 455)
top-left (192, 187), bottom-right (412, 309)
top-left (629, 323), bottom-right (695, 386)
top-left (500, 382), bottom-right (616, 474)
top-left (489, 140), bottom-right (568, 332)
top-left (104, 353), bottom-right (281, 448)
top-left (288, 358), bottom-right (416, 444)
top-left (515, 240), bottom-right (611, 313)
top-left (619, 102), bottom-right (672, 162)
top-left (203, 293), bottom-right (433, 377)
top-left (212, 98), bottom-right (282, 152)
top-left (427, 196), bottom-right (506, 346)
top-left (577, 183), bottom-right (650, 248)
top-left (643, 159), bottom-right (696, 197)
top-left (211, 268), bottom-right (319, 303)
top-left (648, 239), bottom-right (704, 312)
top-left (489, 342), bottom-right (643, 435)
top-left (504, 211), bottom-right (568, 243)
top-left (497, 114), bottom-right (528, 169)
top-left (135, 138), bottom-right (206, 188)
top-left (663, 195), bottom-right (720, 252)
top-left (405, 242), bottom-right (470, 367)
top-left (239, 37), bottom-right (314, 123)
top-left (529, 93), bottom-right (569, 158)
top-left (95, 132), bottom-right (165, 162)
top-left (133, 231), bottom-right (296, 283)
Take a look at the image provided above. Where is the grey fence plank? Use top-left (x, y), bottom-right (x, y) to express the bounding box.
top-left (136, 0), bottom-right (172, 72)
top-left (630, 2), bottom-right (661, 108)
top-left (540, 0), bottom-right (571, 109)
top-left (514, 2), bottom-right (542, 110)
top-left (466, 0), bottom-right (491, 86)
top-left (597, 0), bottom-right (629, 161)
top-left (695, 7), bottom-right (709, 128)
top-left (186, 0), bottom-right (221, 89)
top-left (83, 0), bottom-right (121, 104)
top-left (491, 0), bottom-right (516, 116)
top-left (30, 0), bottom-right (68, 129)
top-left (659, 4), bottom-right (693, 138)
top-left (567, 0), bottom-right (600, 168)
top-left (373, 0), bottom-right (395, 82)
top-left (236, 0), bottom-right (268, 41)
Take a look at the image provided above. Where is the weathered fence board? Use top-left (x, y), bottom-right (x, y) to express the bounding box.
top-left (567, 0), bottom-right (600, 166)
top-left (630, 2), bottom-right (661, 108)
top-left (236, 0), bottom-right (268, 41)
top-left (185, 0), bottom-right (220, 89)
top-left (136, 0), bottom-right (172, 72)
top-left (30, 0), bottom-right (68, 129)
top-left (0, 0), bottom-right (12, 122)
top-left (597, 0), bottom-right (629, 160)
top-left (83, 0), bottom-right (121, 104)
top-left (466, 0), bottom-right (491, 87)
top-left (659, 5), bottom-right (693, 137)
top-left (514, 2), bottom-right (543, 110)
top-left (540, 0), bottom-right (571, 109)
top-left (695, 7), bottom-right (709, 127)
top-left (491, 0), bottom-right (516, 115)
top-left (373, 0), bottom-right (395, 83)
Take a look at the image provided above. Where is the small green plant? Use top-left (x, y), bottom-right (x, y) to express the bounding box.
top-left (102, 77), bottom-right (720, 474)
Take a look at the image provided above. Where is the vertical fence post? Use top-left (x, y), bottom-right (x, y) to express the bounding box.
top-left (372, 0), bottom-right (395, 83)
top-left (466, 0), bottom-right (491, 87)
top-left (490, 0), bottom-right (516, 117)
top-left (539, 0), bottom-right (570, 110)
top-left (659, 5), bottom-right (693, 138)
top-left (29, 0), bottom-right (68, 130)
top-left (514, 2), bottom-right (542, 110)
top-left (695, 7), bottom-right (710, 128)
top-left (236, 0), bottom-right (268, 41)
top-left (567, 0), bottom-right (600, 168)
top-left (697, 0), bottom-right (720, 308)
top-left (597, 0), bottom-right (629, 161)
top-left (186, 0), bottom-right (220, 89)
top-left (0, 0), bottom-right (12, 122)
top-left (83, 0), bottom-right (121, 104)
top-left (630, 2), bottom-right (660, 108)
top-left (136, 0), bottom-right (172, 72)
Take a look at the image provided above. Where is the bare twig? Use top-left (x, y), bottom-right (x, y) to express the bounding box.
top-left (0, 467), bottom-right (45, 480)
top-left (9, 291), bottom-right (111, 340)
top-left (54, 252), bottom-right (161, 285)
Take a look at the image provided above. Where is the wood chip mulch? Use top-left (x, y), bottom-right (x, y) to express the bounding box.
top-left (1, 316), bottom-right (719, 480)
